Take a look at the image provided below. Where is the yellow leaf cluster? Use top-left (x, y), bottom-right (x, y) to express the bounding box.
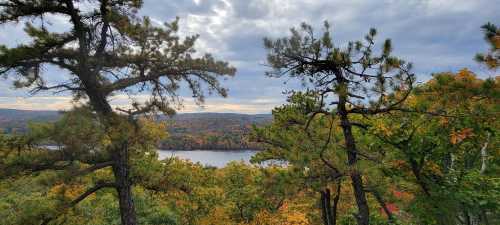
top-left (198, 207), bottom-right (233, 225)
top-left (48, 183), bottom-right (87, 200)
top-left (425, 162), bottom-right (443, 177)
top-left (244, 208), bottom-right (310, 225)
top-left (374, 122), bottom-right (393, 136)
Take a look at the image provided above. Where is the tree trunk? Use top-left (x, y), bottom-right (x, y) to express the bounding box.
top-left (321, 190), bottom-right (329, 225)
top-left (82, 75), bottom-right (138, 225)
top-left (332, 182), bottom-right (341, 225)
top-left (112, 143), bottom-right (138, 225)
top-left (408, 157), bottom-right (431, 196)
top-left (480, 132), bottom-right (490, 174)
top-left (339, 119), bottom-right (369, 225)
top-left (337, 85), bottom-right (370, 225)
top-left (480, 209), bottom-right (490, 225)
top-left (86, 96), bottom-right (137, 225)
top-left (321, 188), bottom-right (335, 225)
top-left (321, 182), bottom-right (342, 225)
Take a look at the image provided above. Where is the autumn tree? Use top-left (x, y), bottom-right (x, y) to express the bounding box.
top-left (0, 1), bottom-right (235, 224)
top-left (368, 69), bottom-right (499, 224)
top-left (261, 22), bottom-right (414, 225)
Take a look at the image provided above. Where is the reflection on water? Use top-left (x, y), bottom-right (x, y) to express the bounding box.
top-left (158, 150), bottom-right (259, 167)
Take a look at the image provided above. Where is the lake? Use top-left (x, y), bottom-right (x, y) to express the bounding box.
top-left (42, 146), bottom-right (261, 168)
top-left (157, 150), bottom-right (258, 167)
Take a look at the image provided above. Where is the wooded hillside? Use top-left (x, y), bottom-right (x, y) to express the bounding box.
top-left (0, 109), bottom-right (271, 149)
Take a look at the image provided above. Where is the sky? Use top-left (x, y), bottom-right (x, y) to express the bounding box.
top-left (0, 0), bottom-right (498, 114)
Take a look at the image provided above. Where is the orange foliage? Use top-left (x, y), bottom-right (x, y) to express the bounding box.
top-left (392, 190), bottom-right (414, 202)
top-left (380, 203), bottom-right (399, 214)
top-left (450, 128), bottom-right (474, 144)
top-left (455, 69), bottom-right (480, 86)
top-left (391, 159), bottom-right (409, 169)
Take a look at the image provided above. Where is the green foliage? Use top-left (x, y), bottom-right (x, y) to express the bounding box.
top-left (364, 70), bottom-right (499, 224)
top-left (475, 22), bottom-right (500, 69)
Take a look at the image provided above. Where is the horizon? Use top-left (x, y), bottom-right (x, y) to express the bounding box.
top-left (0, 107), bottom-right (272, 115)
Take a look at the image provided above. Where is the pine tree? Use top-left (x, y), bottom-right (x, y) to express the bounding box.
top-left (476, 22), bottom-right (499, 69)
top-left (262, 21), bottom-right (414, 225)
top-left (0, 1), bottom-right (235, 225)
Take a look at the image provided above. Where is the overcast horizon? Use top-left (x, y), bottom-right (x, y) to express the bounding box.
top-left (1, 0), bottom-right (498, 114)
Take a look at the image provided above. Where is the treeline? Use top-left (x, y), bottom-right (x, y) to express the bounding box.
top-left (159, 133), bottom-right (261, 150)
top-left (159, 113), bottom-right (270, 150)
top-left (0, 111), bottom-right (270, 150)
top-left (0, 1), bottom-right (498, 225)
top-left (0, 109), bottom-right (60, 133)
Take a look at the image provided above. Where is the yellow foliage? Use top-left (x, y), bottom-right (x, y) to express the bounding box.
top-left (374, 122), bottom-right (393, 136)
top-left (404, 95), bottom-right (418, 107)
top-left (245, 208), bottom-right (310, 225)
top-left (198, 207), bottom-right (233, 225)
top-left (425, 161), bottom-right (443, 177)
top-left (136, 117), bottom-right (168, 142)
top-left (48, 183), bottom-right (87, 201)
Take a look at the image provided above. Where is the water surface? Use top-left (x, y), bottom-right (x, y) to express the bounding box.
top-left (158, 150), bottom-right (258, 167)
top-left (42, 146), bottom-right (260, 168)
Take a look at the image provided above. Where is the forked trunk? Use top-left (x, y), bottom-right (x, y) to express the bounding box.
top-left (321, 184), bottom-right (341, 225)
top-left (321, 189), bottom-right (334, 225)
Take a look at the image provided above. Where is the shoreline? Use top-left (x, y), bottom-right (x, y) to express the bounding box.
top-left (158, 149), bottom-right (261, 152)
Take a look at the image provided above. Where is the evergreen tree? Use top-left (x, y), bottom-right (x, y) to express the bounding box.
top-left (476, 22), bottom-right (499, 69)
top-left (0, 1), bottom-right (235, 224)
top-left (262, 22), bottom-right (414, 225)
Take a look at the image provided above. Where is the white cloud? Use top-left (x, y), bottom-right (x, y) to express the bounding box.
top-left (0, 95), bottom-right (281, 114)
top-left (0, 96), bottom-right (78, 110)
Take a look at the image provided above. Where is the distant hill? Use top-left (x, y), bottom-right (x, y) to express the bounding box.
top-left (0, 109), bottom-right (272, 150)
top-left (160, 113), bottom-right (272, 150)
top-left (0, 109), bottom-right (60, 133)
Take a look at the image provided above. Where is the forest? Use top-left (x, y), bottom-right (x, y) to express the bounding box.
top-left (0, 110), bottom-right (270, 150)
top-left (0, 1), bottom-right (498, 225)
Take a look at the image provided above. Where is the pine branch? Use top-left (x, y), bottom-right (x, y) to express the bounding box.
top-left (40, 181), bottom-right (116, 225)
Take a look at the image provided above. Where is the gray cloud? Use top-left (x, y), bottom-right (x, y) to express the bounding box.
top-left (0, 0), bottom-right (498, 113)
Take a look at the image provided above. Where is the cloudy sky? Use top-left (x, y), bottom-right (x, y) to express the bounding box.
top-left (0, 0), bottom-right (498, 114)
